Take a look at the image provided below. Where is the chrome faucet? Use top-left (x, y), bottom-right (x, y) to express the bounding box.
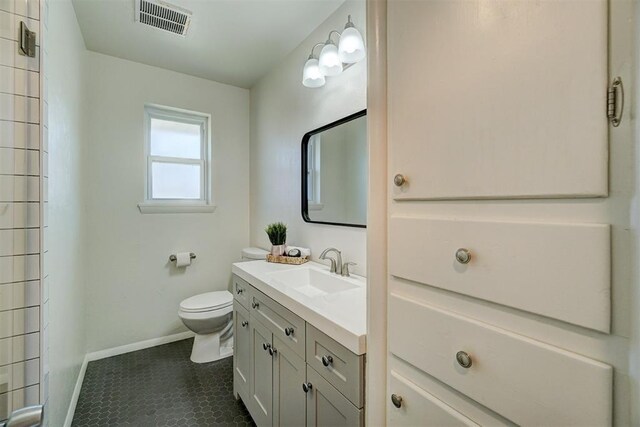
top-left (320, 247), bottom-right (342, 275)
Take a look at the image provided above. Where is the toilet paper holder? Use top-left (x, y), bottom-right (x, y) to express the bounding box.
top-left (169, 253), bottom-right (197, 262)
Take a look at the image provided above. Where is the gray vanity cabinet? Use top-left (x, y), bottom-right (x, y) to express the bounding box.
top-left (273, 337), bottom-right (306, 427)
top-left (233, 274), bottom-right (365, 427)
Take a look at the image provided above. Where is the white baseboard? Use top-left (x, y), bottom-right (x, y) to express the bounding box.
top-left (63, 331), bottom-right (195, 427)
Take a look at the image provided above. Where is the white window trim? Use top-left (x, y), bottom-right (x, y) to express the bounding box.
top-left (138, 104), bottom-right (216, 214)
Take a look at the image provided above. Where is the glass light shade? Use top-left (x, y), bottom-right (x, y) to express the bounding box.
top-left (319, 43), bottom-right (343, 76)
top-left (338, 26), bottom-right (365, 63)
top-left (302, 58), bottom-right (325, 88)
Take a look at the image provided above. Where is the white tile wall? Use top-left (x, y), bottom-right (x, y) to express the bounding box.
top-left (0, 0), bottom-right (43, 417)
top-left (0, 121), bottom-right (40, 150)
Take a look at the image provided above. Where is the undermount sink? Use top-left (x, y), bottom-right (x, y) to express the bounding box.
top-left (267, 267), bottom-right (359, 298)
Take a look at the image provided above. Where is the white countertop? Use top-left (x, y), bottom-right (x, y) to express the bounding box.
top-left (232, 260), bottom-right (367, 355)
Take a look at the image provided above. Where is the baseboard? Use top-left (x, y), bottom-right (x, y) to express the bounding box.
top-left (63, 331), bottom-right (195, 427)
top-left (85, 331), bottom-right (195, 362)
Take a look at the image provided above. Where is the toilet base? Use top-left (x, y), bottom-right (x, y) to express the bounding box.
top-left (190, 332), bottom-right (233, 363)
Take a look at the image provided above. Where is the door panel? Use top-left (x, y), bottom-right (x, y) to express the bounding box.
top-left (233, 304), bottom-right (251, 400)
top-left (306, 367), bottom-right (363, 427)
top-left (388, 0), bottom-right (608, 199)
top-left (272, 337), bottom-right (306, 427)
top-left (250, 318), bottom-right (273, 427)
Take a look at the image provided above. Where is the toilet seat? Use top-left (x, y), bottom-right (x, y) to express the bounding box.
top-left (179, 291), bottom-right (233, 313)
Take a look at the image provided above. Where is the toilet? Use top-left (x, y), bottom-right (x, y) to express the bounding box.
top-left (178, 247), bottom-right (269, 363)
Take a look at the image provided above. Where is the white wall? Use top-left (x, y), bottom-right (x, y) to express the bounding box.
top-left (83, 52), bottom-right (250, 352)
top-left (47, 0), bottom-right (87, 425)
top-left (250, 0), bottom-right (367, 274)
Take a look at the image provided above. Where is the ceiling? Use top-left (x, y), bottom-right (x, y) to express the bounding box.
top-left (71, 0), bottom-right (345, 88)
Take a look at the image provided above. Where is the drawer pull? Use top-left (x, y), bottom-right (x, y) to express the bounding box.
top-left (284, 327), bottom-right (294, 336)
top-left (391, 393), bottom-right (403, 408)
top-left (269, 346), bottom-right (277, 356)
top-left (241, 320), bottom-right (248, 328)
top-left (455, 248), bottom-right (471, 264)
top-left (302, 382), bottom-right (313, 393)
top-left (252, 301), bottom-right (259, 309)
top-left (394, 174), bottom-right (406, 187)
top-left (236, 288), bottom-right (244, 295)
top-left (456, 351), bottom-right (473, 368)
top-left (321, 355), bottom-right (333, 367)
top-left (263, 343), bottom-right (271, 351)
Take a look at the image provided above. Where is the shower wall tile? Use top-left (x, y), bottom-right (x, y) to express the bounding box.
top-left (0, 333), bottom-right (39, 366)
top-left (0, 39), bottom-right (39, 72)
top-left (0, 280), bottom-right (39, 311)
top-left (0, 65), bottom-right (39, 97)
top-left (0, 203), bottom-right (39, 229)
top-left (0, 121), bottom-right (40, 150)
top-left (0, 148), bottom-right (39, 175)
top-left (0, 93), bottom-right (39, 123)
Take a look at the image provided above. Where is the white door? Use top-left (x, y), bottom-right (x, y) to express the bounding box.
top-left (388, 0), bottom-right (608, 199)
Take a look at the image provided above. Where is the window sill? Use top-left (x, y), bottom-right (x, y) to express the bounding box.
top-left (138, 202), bottom-right (217, 214)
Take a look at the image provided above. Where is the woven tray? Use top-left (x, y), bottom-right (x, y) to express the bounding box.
top-left (266, 254), bottom-right (309, 265)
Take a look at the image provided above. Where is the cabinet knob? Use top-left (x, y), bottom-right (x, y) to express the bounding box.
top-left (241, 320), bottom-right (248, 328)
top-left (269, 346), bottom-right (277, 356)
top-left (391, 394), bottom-right (403, 408)
top-left (252, 301), bottom-right (259, 309)
top-left (284, 327), bottom-right (294, 337)
top-left (393, 174), bottom-right (406, 187)
top-left (321, 355), bottom-right (333, 367)
top-left (263, 343), bottom-right (271, 351)
top-left (302, 382), bottom-right (313, 393)
top-left (456, 351), bottom-right (473, 368)
top-left (455, 248), bottom-right (471, 264)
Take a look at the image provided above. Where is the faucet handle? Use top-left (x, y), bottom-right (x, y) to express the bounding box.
top-left (342, 262), bottom-right (357, 277)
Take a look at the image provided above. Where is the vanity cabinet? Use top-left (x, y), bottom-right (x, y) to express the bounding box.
top-left (232, 275), bottom-right (365, 427)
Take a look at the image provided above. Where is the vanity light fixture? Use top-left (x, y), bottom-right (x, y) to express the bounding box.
top-left (302, 15), bottom-right (365, 88)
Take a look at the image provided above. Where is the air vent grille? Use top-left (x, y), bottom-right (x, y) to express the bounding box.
top-left (136, 0), bottom-right (191, 36)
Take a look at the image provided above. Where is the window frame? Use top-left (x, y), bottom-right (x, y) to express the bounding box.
top-left (138, 104), bottom-right (215, 214)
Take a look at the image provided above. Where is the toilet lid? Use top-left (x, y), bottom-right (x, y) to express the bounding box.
top-left (180, 291), bottom-right (232, 313)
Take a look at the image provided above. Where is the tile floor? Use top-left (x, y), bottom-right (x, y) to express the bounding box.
top-left (72, 338), bottom-right (255, 426)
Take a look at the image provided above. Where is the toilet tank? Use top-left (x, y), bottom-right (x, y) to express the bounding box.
top-left (241, 247), bottom-right (269, 261)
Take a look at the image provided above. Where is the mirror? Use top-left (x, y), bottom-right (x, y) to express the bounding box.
top-left (301, 110), bottom-right (367, 228)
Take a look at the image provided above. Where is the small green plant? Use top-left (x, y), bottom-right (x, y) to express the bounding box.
top-left (265, 222), bottom-right (287, 246)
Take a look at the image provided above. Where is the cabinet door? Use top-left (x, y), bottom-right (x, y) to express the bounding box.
top-left (250, 318), bottom-right (273, 427)
top-left (388, 0), bottom-right (608, 199)
top-left (233, 304), bottom-right (251, 400)
top-left (306, 367), bottom-right (363, 427)
top-left (272, 337), bottom-right (306, 427)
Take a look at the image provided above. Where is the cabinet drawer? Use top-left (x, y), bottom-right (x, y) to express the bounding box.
top-left (232, 275), bottom-right (251, 310)
top-left (389, 294), bottom-right (612, 426)
top-left (250, 288), bottom-right (305, 358)
top-left (306, 367), bottom-right (363, 427)
top-left (389, 217), bottom-right (611, 332)
top-left (389, 371), bottom-right (478, 426)
top-left (306, 324), bottom-right (364, 408)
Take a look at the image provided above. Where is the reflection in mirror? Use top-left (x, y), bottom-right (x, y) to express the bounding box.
top-left (302, 110), bottom-right (367, 228)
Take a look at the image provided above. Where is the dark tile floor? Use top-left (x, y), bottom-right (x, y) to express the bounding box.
top-left (72, 338), bottom-right (255, 427)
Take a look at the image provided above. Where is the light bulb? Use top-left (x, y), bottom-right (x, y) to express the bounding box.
top-left (319, 42), bottom-right (343, 77)
top-left (302, 57), bottom-right (325, 88)
top-left (338, 26), bottom-right (365, 63)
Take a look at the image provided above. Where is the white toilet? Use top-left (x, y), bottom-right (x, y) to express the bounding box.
top-left (178, 247), bottom-right (268, 363)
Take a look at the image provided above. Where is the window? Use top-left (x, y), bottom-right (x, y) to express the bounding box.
top-left (138, 105), bottom-right (214, 213)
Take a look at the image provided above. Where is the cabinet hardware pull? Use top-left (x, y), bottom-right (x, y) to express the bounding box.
top-left (284, 327), bottom-right (294, 336)
top-left (302, 382), bottom-right (313, 393)
top-left (269, 346), bottom-right (277, 356)
top-left (456, 351), bottom-right (473, 368)
top-left (241, 320), bottom-right (248, 327)
top-left (391, 394), bottom-right (403, 408)
top-left (236, 288), bottom-right (243, 294)
top-left (608, 77), bottom-right (624, 127)
top-left (394, 174), bottom-right (406, 187)
top-left (252, 301), bottom-right (259, 309)
top-left (455, 248), bottom-right (471, 264)
top-left (321, 355), bottom-right (333, 367)
top-left (263, 343), bottom-right (271, 351)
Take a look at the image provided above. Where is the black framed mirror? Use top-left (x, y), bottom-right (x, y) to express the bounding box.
top-left (301, 110), bottom-right (367, 228)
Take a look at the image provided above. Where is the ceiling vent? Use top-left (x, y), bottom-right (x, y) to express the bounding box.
top-left (135, 0), bottom-right (192, 37)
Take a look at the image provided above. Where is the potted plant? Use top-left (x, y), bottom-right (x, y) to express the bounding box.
top-left (265, 222), bottom-right (287, 256)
